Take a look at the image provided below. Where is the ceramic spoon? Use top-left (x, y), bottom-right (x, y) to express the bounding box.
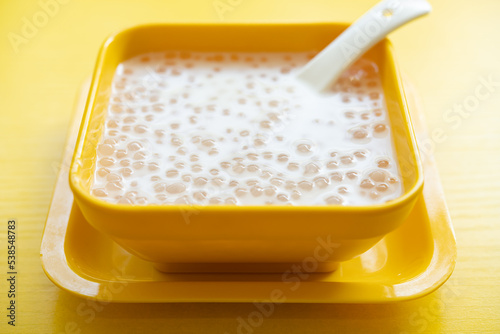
top-left (296, 0), bottom-right (431, 92)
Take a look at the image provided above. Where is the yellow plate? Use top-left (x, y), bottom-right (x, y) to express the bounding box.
top-left (40, 79), bottom-right (456, 303)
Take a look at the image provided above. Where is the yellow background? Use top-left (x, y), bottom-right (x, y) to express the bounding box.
top-left (0, 0), bottom-right (499, 333)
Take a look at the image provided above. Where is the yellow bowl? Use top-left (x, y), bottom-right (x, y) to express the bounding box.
top-left (69, 23), bottom-right (424, 273)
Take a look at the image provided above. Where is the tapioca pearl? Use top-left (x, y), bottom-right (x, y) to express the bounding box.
top-left (369, 92), bottom-right (380, 100)
top-left (354, 150), bottom-right (368, 159)
top-left (182, 174), bottom-right (192, 182)
top-left (277, 193), bottom-right (289, 202)
top-left (121, 125), bottom-right (131, 132)
top-left (154, 182), bottom-right (166, 193)
top-left (133, 196), bottom-right (146, 204)
top-left (116, 150), bottom-right (127, 159)
top-left (134, 125), bottom-right (147, 134)
top-left (174, 196), bottom-right (190, 204)
top-left (166, 170), bottom-right (179, 178)
top-left (151, 176), bottom-right (161, 182)
top-left (190, 154), bottom-right (199, 162)
top-left (277, 154), bottom-right (289, 162)
top-left (287, 162), bottom-right (299, 171)
top-left (246, 153), bottom-right (258, 161)
top-left (154, 130), bottom-right (165, 138)
top-left (329, 151), bottom-right (338, 158)
top-left (267, 112), bottom-right (280, 121)
top-left (211, 177), bottom-right (225, 187)
top-left (118, 196), bottom-right (133, 204)
top-left (361, 112), bottom-right (370, 120)
top-left (130, 181), bottom-right (138, 187)
top-left (250, 186), bottom-right (264, 197)
top-left (229, 180), bottom-right (239, 187)
top-left (314, 176), bottom-right (330, 189)
top-left (99, 157), bottom-right (115, 167)
top-left (201, 139), bottom-right (215, 147)
top-left (193, 177), bottom-right (208, 186)
top-left (220, 161), bottom-right (231, 169)
top-left (344, 111), bottom-right (355, 119)
top-left (232, 164), bottom-right (245, 174)
top-left (155, 193), bottom-right (169, 202)
top-left (270, 177), bottom-right (284, 187)
top-left (298, 181), bottom-right (313, 191)
top-left (330, 172), bottom-right (344, 182)
top-left (166, 182), bottom-right (186, 194)
top-left (260, 170), bottom-right (273, 179)
top-left (127, 141), bottom-right (143, 151)
top-left (119, 159), bottom-right (130, 167)
top-left (346, 171), bottom-right (359, 180)
top-left (291, 190), bottom-right (301, 201)
top-left (388, 176), bottom-right (399, 184)
top-left (325, 195), bottom-right (344, 205)
top-left (208, 168), bottom-right (219, 176)
top-left (254, 138), bottom-right (266, 147)
top-left (327, 161), bottom-right (339, 169)
top-left (374, 108), bottom-right (383, 117)
top-left (110, 104), bottom-right (124, 114)
top-left (208, 148), bottom-right (219, 155)
top-left (193, 191), bottom-right (207, 201)
top-left (233, 157), bottom-right (244, 163)
top-left (97, 167), bottom-right (111, 178)
top-left (168, 155), bottom-right (176, 162)
top-left (106, 173), bottom-right (122, 182)
top-left (235, 188), bottom-right (248, 197)
top-left (369, 191), bottom-right (380, 199)
top-left (369, 170), bottom-right (387, 182)
top-left (377, 159), bottom-right (390, 169)
top-left (337, 186), bottom-right (348, 194)
top-left (247, 165), bottom-right (260, 173)
top-left (296, 143), bottom-right (313, 154)
top-left (259, 152), bottom-right (271, 160)
top-left (152, 104), bottom-right (164, 112)
top-left (285, 181), bottom-right (296, 190)
top-left (276, 136), bottom-right (284, 142)
top-left (352, 128), bottom-right (368, 140)
top-left (171, 137), bottom-right (183, 146)
top-left (304, 162), bottom-right (320, 175)
top-left (340, 155), bottom-right (354, 165)
top-left (92, 188), bottom-right (108, 197)
top-left (106, 181), bottom-right (124, 191)
top-left (191, 165), bottom-right (203, 172)
top-left (103, 138), bottom-right (118, 147)
top-left (259, 120), bottom-right (272, 129)
top-left (268, 100), bottom-right (280, 108)
top-left (120, 167), bottom-right (133, 177)
top-left (360, 179), bottom-right (375, 189)
top-left (264, 186), bottom-right (277, 196)
top-left (239, 130), bottom-right (250, 137)
top-left (208, 197), bottom-right (223, 205)
top-left (176, 147), bottom-right (187, 155)
top-left (376, 183), bottom-right (389, 192)
top-left (132, 161), bottom-right (145, 170)
top-left (133, 152), bottom-right (146, 160)
top-left (225, 197), bottom-right (237, 205)
top-left (374, 123), bottom-right (387, 133)
top-left (174, 162), bottom-right (185, 169)
top-left (124, 116), bottom-right (136, 124)
top-left (97, 144), bottom-right (115, 156)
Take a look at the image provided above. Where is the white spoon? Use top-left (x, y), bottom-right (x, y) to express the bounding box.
top-left (296, 0), bottom-right (431, 92)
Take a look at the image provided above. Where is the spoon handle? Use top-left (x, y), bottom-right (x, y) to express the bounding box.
top-left (297, 0), bottom-right (431, 92)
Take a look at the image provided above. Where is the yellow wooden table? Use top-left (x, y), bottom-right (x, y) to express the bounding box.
top-left (0, 0), bottom-right (499, 333)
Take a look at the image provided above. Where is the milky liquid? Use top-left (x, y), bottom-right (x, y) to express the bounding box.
top-left (90, 51), bottom-right (403, 206)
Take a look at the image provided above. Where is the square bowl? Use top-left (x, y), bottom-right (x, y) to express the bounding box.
top-left (69, 23), bottom-right (423, 272)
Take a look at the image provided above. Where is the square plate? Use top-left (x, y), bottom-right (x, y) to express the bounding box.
top-left (40, 80), bottom-right (456, 303)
